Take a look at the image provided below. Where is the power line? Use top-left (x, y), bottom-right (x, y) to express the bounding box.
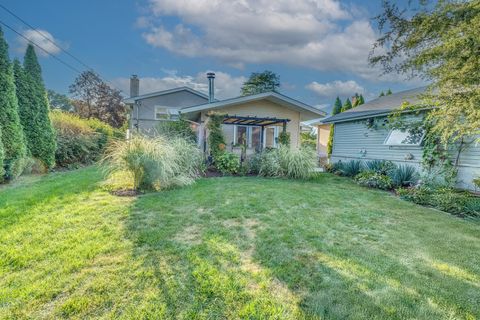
top-left (0, 20), bottom-right (83, 75)
top-left (0, 4), bottom-right (126, 95)
top-left (0, 3), bottom-right (92, 72)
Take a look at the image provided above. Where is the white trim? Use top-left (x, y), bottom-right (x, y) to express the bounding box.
top-left (384, 128), bottom-right (425, 146)
top-left (263, 126), bottom-right (279, 148)
top-left (154, 106), bottom-right (169, 120)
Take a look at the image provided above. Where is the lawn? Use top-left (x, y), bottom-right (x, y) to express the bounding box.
top-left (1, 167), bottom-right (479, 319)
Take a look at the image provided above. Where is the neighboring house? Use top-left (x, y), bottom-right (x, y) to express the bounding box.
top-left (320, 87), bottom-right (480, 190)
top-left (124, 73), bottom-right (326, 154)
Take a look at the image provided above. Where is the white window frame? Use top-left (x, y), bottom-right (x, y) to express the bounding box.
top-left (384, 128), bottom-right (425, 146)
top-left (233, 125), bottom-right (252, 147)
top-left (263, 126), bottom-right (279, 148)
top-left (154, 106), bottom-right (169, 120)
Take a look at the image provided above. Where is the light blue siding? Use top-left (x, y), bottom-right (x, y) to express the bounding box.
top-left (331, 116), bottom-right (480, 190)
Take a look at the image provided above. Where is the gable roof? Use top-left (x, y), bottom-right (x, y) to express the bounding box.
top-left (123, 86), bottom-right (210, 104)
top-left (322, 87), bottom-right (427, 124)
top-left (180, 91), bottom-right (326, 117)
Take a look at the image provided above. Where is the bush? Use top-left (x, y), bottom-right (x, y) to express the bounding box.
top-left (215, 152), bottom-right (241, 175)
top-left (338, 160), bottom-right (363, 177)
top-left (389, 164), bottom-right (419, 187)
top-left (258, 150), bottom-right (283, 177)
top-left (50, 111), bottom-right (114, 168)
top-left (355, 171), bottom-right (393, 190)
top-left (397, 186), bottom-right (479, 217)
top-left (156, 118), bottom-right (196, 142)
top-left (365, 160), bottom-right (396, 175)
top-left (207, 112), bottom-right (226, 158)
top-left (246, 153), bottom-right (262, 174)
top-left (473, 177), bottom-right (480, 190)
top-left (278, 146), bottom-right (316, 179)
top-left (102, 135), bottom-right (204, 191)
top-left (278, 131), bottom-right (290, 147)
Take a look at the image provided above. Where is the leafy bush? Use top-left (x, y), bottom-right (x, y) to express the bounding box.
top-left (278, 131), bottom-right (290, 147)
top-left (258, 150), bottom-right (283, 177)
top-left (156, 118), bottom-right (196, 142)
top-left (389, 164), bottom-right (419, 187)
top-left (355, 171), bottom-right (393, 190)
top-left (215, 152), bottom-right (241, 175)
top-left (397, 186), bottom-right (479, 217)
top-left (102, 135), bottom-right (203, 191)
top-left (246, 153), bottom-right (262, 174)
top-left (50, 111), bottom-right (115, 168)
top-left (338, 160), bottom-right (363, 177)
top-left (300, 131), bottom-right (317, 149)
top-left (473, 177), bottom-right (480, 190)
top-left (207, 112), bottom-right (226, 158)
top-left (365, 159), bottom-right (396, 175)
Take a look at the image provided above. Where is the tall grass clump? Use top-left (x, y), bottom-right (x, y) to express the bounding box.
top-left (102, 135), bottom-right (204, 191)
top-left (365, 159), bottom-right (396, 175)
top-left (258, 146), bottom-right (316, 179)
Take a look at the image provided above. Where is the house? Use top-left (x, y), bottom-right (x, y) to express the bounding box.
top-left (124, 73), bottom-right (326, 154)
top-left (319, 87), bottom-right (480, 190)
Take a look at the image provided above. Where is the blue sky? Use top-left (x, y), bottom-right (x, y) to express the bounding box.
top-left (0, 0), bottom-right (422, 111)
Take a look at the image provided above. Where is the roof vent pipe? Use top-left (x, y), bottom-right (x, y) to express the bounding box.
top-left (130, 74), bottom-right (139, 97)
top-left (207, 72), bottom-right (215, 103)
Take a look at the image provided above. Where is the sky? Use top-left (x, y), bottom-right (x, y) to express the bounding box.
top-left (0, 0), bottom-right (424, 112)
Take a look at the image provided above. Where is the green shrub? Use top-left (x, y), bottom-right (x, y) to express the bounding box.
top-left (473, 177), bottom-right (480, 190)
top-left (389, 164), bottom-right (419, 187)
top-left (215, 152), bottom-right (241, 175)
top-left (207, 112), bottom-right (226, 158)
top-left (156, 118), bottom-right (196, 142)
top-left (365, 160), bottom-right (396, 175)
top-left (397, 186), bottom-right (479, 217)
top-left (339, 160), bottom-right (363, 177)
top-left (50, 111), bottom-right (112, 168)
top-left (102, 135), bottom-right (203, 191)
top-left (258, 150), bottom-right (283, 177)
top-left (246, 153), bottom-right (262, 174)
top-left (0, 128), bottom-right (4, 178)
top-left (278, 131), bottom-right (290, 147)
top-left (355, 171), bottom-right (393, 190)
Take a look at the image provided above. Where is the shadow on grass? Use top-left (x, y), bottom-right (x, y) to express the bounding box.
top-left (123, 176), bottom-right (480, 319)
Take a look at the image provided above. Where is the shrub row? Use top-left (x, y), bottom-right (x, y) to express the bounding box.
top-left (50, 111), bottom-right (119, 168)
top-left (327, 159), bottom-right (479, 217)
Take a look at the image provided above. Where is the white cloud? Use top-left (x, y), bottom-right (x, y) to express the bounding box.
top-left (17, 29), bottom-right (64, 57)
top-left (113, 71), bottom-right (246, 99)
top-left (306, 80), bottom-right (365, 98)
top-left (139, 0), bottom-right (398, 81)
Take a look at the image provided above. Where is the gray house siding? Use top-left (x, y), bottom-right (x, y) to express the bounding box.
top-left (330, 116), bottom-right (480, 190)
top-left (130, 90), bottom-right (208, 133)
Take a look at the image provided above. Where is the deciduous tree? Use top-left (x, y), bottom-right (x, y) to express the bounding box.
top-left (370, 0), bottom-right (480, 143)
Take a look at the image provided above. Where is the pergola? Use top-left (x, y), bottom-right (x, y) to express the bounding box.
top-left (222, 115), bottom-right (290, 149)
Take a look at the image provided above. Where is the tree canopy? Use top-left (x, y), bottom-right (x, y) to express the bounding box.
top-left (341, 98), bottom-right (352, 112)
top-left (332, 97), bottom-right (343, 115)
top-left (48, 90), bottom-right (74, 112)
top-left (370, 0), bottom-right (480, 143)
top-left (241, 71), bottom-right (280, 96)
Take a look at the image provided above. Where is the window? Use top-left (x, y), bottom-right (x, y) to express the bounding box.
top-left (384, 128), bottom-right (424, 146)
top-left (233, 125), bottom-right (262, 149)
top-left (155, 106), bottom-right (169, 120)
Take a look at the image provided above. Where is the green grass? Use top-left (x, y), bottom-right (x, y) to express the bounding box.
top-left (1, 167), bottom-right (479, 319)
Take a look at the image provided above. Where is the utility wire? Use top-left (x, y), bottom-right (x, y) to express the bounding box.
top-left (0, 3), bottom-right (93, 72)
top-left (0, 4), bottom-right (127, 95)
top-left (0, 20), bottom-right (83, 74)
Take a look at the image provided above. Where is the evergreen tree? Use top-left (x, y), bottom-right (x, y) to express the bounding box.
top-left (341, 98), bottom-right (352, 112)
top-left (0, 27), bottom-right (27, 181)
top-left (327, 97), bottom-right (343, 157)
top-left (379, 91), bottom-right (385, 97)
top-left (386, 88), bottom-right (393, 95)
top-left (0, 128), bottom-right (4, 178)
top-left (357, 94), bottom-right (365, 105)
top-left (21, 44), bottom-right (56, 168)
top-left (241, 70), bottom-right (280, 95)
top-left (332, 96), bottom-right (342, 115)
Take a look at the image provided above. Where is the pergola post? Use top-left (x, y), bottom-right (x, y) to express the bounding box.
top-left (260, 126), bottom-right (265, 150)
top-left (282, 121), bottom-right (287, 133)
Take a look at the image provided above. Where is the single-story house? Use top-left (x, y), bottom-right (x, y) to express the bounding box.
top-left (319, 87), bottom-right (480, 190)
top-left (124, 73), bottom-right (326, 154)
